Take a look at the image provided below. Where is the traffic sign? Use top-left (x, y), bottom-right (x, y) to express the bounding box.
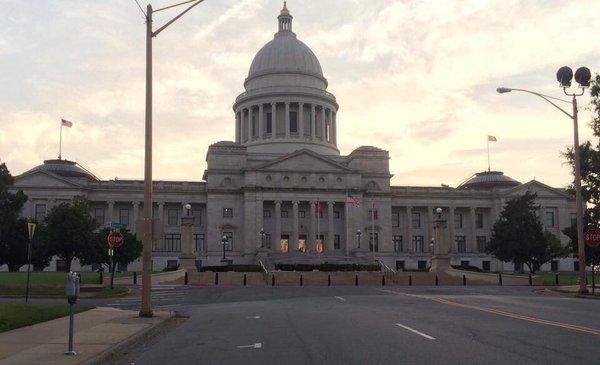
top-left (107, 231), bottom-right (124, 248)
top-left (584, 229), bottom-right (600, 247)
top-left (110, 223), bottom-right (126, 230)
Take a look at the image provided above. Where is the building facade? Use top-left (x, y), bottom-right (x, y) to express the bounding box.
top-left (7, 4), bottom-right (577, 273)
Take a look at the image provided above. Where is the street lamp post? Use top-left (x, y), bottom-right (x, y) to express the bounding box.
top-left (25, 221), bottom-right (36, 303)
top-left (139, 0), bottom-right (204, 318)
top-left (356, 229), bottom-right (362, 249)
top-left (260, 228), bottom-right (265, 249)
top-left (221, 235), bottom-right (229, 263)
top-left (497, 66), bottom-right (592, 294)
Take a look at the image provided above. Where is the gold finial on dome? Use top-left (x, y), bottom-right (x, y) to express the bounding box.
top-left (281, 1), bottom-right (290, 14)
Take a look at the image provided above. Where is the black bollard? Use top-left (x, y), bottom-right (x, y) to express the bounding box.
top-left (327, 274), bottom-right (331, 286)
top-left (498, 273), bottom-right (503, 286)
top-left (409, 275), bottom-right (412, 286)
top-left (382, 275), bottom-right (385, 286)
top-left (99, 271), bottom-right (103, 285)
top-left (300, 274), bottom-right (303, 286)
top-left (272, 274), bottom-right (275, 286)
top-left (185, 271), bottom-right (188, 285)
top-left (243, 274), bottom-right (247, 286)
top-left (355, 274), bottom-right (358, 286)
top-left (435, 275), bottom-right (439, 286)
top-left (133, 271), bottom-right (137, 285)
top-left (215, 272), bottom-right (219, 285)
top-left (529, 274), bottom-right (532, 286)
top-left (555, 273), bottom-right (559, 286)
top-left (463, 275), bottom-right (466, 286)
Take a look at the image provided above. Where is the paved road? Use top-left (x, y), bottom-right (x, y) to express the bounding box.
top-left (95, 286), bottom-right (600, 365)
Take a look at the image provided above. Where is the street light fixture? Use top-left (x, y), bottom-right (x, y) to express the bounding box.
top-left (356, 229), bottom-right (362, 249)
top-left (185, 203), bottom-right (192, 217)
top-left (497, 65), bottom-right (592, 294)
top-left (259, 228), bottom-right (266, 248)
top-left (221, 235), bottom-right (229, 263)
top-left (138, 0), bottom-right (205, 318)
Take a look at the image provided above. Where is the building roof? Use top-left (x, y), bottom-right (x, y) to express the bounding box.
top-left (457, 170), bottom-right (521, 190)
top-left (25, 159), bottom-right (99, 181)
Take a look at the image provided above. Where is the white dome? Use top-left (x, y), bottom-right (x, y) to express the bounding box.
top-left (248, 33), bottom-right (323, 81)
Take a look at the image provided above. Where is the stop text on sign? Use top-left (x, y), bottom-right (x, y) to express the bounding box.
top-left (584, 229), bottom-right (600, 247)
top-left (107, 231), bottom-right (124, 248)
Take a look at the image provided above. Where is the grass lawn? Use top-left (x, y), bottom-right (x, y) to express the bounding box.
top-left (0, 302), bottom-right (92, 333)
top-left (95, 286), bottom-right (129, 298)
top-left (535, 272), bottom-right (600, 286)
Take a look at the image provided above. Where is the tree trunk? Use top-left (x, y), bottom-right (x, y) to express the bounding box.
top-left (64, 255), bottom-right (73, 272)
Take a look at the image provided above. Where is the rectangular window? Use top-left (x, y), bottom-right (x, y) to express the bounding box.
top-left (281, 210), bottom-right (289, 218)
top-left (476, 236), bottom-right (487, 253)
top-left (476, 212), bottom-right (484, 229)
top-left (368, 210), bottom-right (378, 220)
top-left (392, 212), bottom-right (400, 227)
top-left (334, 211), bottom-right (341, 219)
top-left (369, 232), bottom-right (379, 252)
top-left (396, 260), bottom-right (405, 271)
top-left (417, 260), bottom-right (427, 270)
top-left (482, 260), bottom-right (491, 272)
top-left (119, 208), bottom-right (130, 226)
top-left (393, 235), bottom-right (403, 252)
top-left (545, 211), bottom-right (555, 228)
top-left (223, 208), bottom-right (233, 218)
top-left (454, 213), bottom-right (463, 229)
top-left (263, 210), bottom-right (271, 218)
top-left (266, 112), bottom-right (273, 134)
top-left (223, 231), bottom-right (233, 251)
top-left (154, 233), bottom-right (181, 252)
top-left (167, 209), bottom-right (179, 226)
top-left (265, 233), bottom-right (272, 249)
top-left (460, 260), bottom-right (470, 267)
top-left (35, 204), bottom-right (47, 222)
top-left (570, 213), bottom-right (577, 228)
top-left (298, 210), bottom-right (306, 218)
top-left (290, 111), bottom-right (298, 133)
top-left (456, 235), bottom-right (467, 253)
top-left (411, 212), bottom-right (421, 228)
top-left (94, 207), bottom-right (105, 226)
top-left (280, 234), bottom-right (289, 253)
top-left (194, 234), bottom-right (204, 252)
top-left (334, 235), bottom-right (341, 250)
top-left (412, 235), bottom-right (424, 253)
top-left (551, 260), bottom-right (559, 272)
top-left (192, 209), bottom-right (202, 226)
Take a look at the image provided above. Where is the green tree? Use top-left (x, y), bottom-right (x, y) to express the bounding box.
top-left (41, 198), bottom-right (97, 272)
top-left (487, 191), bottom-right (568, 273)
top-left (80, 227), bottom-right (142, 271)
top-left (563, 74), bottom-right (600, 268)
top-left (0, 163), bottom-right (29, 271)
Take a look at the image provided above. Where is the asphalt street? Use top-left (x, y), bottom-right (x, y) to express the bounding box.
top-left (93, 285), bottom-right (600, 365)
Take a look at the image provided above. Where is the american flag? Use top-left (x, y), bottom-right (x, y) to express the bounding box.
top-left (346, 192), bottom-right (360, 208)
top-left (61, 119), bottom-right (73, 128)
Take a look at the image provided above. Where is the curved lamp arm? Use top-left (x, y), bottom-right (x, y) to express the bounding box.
top-left (497, 87), bottom-right (573, 120)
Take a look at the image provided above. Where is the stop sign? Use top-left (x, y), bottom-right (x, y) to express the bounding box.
top-left (584, 229), bottom-right (600, 247)
top-left (107, 231), bottom-right (124, 248)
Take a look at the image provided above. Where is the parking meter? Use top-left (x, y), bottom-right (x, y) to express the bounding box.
top-left (66, 271), bottom-right (80, 304)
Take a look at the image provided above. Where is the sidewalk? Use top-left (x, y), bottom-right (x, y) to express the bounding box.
top-left (107, 269), bottom-right (185, 286)
top-left (0, 307), bottom-right (173, 365)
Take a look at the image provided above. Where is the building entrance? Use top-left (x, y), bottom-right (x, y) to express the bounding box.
top-left (298, 234), bottom-right (308, 253)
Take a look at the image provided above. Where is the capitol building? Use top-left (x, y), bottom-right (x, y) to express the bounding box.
top-left (9, 4), bottom-right (577, 273)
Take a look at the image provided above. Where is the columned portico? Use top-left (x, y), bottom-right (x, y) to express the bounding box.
top-left (327, 201), bottom-right (334, 251)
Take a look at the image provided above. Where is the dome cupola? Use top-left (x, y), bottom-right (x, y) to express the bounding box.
top-left (233, 3), bottom-right (339, 156)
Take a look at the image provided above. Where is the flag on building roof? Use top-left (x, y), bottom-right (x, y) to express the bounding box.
top-left (346, 192), bottom-right (360, 208)
top-left (488, 135), bottom-right (497, 142)
top-left (61, 119), bottom-right (73, 128)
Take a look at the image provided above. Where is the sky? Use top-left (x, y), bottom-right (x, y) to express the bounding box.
top-left (1, 0), bottom-right (599, 188)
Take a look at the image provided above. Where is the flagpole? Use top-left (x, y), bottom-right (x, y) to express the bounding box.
top-left (371, 201), bottom-right (375, 261)
top-left (487, 138), bottom-right (490, 172)
top-left (59, 122), bottom-right (63, 160)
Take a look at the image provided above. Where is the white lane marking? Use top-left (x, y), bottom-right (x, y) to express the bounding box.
top-left (246, 316), bottom-right (261, 319)
top-left (335, 296), bottom-right (346, 302)
top-left (395, 323), bottom-right (436, 340)
top-left (236, 343), bottom-right (262, 349)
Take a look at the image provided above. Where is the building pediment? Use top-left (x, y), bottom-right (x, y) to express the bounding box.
top-left (253, 149), bottom-right (353, 173)
top-left (14, 170), bottom-right (85, 189)
top-left (502, 180), bottom-right (572, 199)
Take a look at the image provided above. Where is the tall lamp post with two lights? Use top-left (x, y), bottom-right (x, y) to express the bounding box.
top-left (497, 66), bottom-right (592, 294)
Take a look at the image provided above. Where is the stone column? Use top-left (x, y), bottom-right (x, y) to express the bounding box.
top-left (275, 201), bottom-right (282, 252)
top-left (431, 208), bottom-right (451, 272)
top-left (298, 103), bottom-right (304, 138)
top-left (332, 111), bottom-right (337, 145)
top-left (292, 201), bottom-right (299, 251)
top-left (469, 207), bottom-right (476, 253)
top-left (257, 199), bottom-right (264, 248)
top-left (285, 102), bottom-right (290, 138)
top-left (179, 214), bottom-right (195, 272)
top-left (427, 206), bottom-right (434, 253)
top-left (309, 201), bottom-right (316, 250)
top-left (449, 206), bottom-right (456, 252)
top-left (406, 206), bottom-right (413, 252)
top-left (235, 111), bottom-right (240, 143)
top-left (321, 107), bottom-right (326, 140)
top-left (328, 201), bottom-right (335, 251)
top-left (271, 102), bottom-right (277, 136)
top-left (247, 106), bottom-right (253, 140)
top-left (258, 104), bottom-right (264, 139)
top-left (311, 104), bottom-right (316, 139)
top-left (107, 201), bottom-right (115, 226)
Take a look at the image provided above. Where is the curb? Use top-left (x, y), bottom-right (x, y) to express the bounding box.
top-left (544, 288), bottom-right (600, 300)
top-left (84, 310), bottom-right (176, 365)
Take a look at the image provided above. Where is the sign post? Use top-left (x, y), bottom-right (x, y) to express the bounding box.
top-left (107, 231), bottom-right (124, 289)
top-left (25, 222), bottom-right (36, 303)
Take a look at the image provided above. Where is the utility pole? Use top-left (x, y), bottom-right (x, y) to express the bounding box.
top-left (139, 0), bottom-right (205, 318)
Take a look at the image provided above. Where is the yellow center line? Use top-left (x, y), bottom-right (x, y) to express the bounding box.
top-left (378, 289), bottom-right (600, 337)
